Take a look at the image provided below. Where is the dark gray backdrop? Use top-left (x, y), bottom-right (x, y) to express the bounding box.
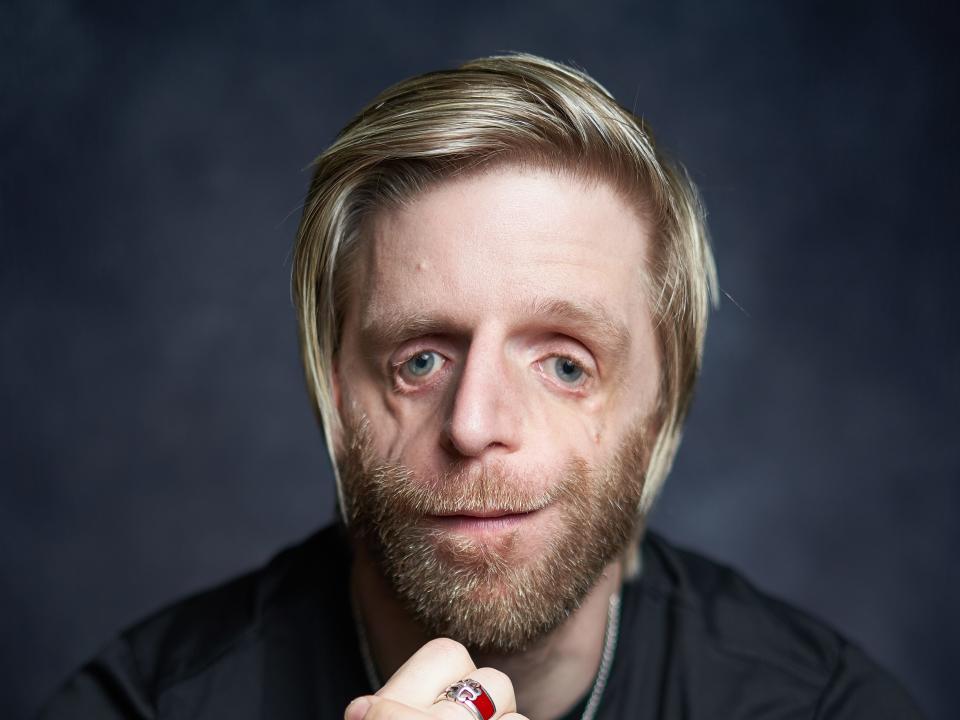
top-left (2, 1), bottom-right (957, 718)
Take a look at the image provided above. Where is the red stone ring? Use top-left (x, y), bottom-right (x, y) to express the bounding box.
top-left (436, 678), bottom-right (497, 720)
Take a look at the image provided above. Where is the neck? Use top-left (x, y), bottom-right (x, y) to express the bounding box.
top-left (351, 544), bottom-right (623, 720)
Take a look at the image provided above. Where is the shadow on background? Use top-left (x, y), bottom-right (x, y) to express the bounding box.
top-left (2, 1), bottom-right (957, 718)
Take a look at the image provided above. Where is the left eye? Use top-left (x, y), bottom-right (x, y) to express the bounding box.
top-left (399, 351), bottom-right (444, 382)
top-left (548, 356), bottom-right (585, 384)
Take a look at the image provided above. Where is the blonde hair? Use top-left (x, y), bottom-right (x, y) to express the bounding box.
top-left (292, 53), bottom-right (718, 521)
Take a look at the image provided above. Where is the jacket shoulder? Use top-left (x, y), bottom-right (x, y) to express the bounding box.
top-left (637, 531), bottom-right (925, 719)
top-left (39, 525), bottom-right (345, 719)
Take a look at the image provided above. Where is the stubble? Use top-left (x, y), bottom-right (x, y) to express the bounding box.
top-left (339, 418), bottom-right (650, 654)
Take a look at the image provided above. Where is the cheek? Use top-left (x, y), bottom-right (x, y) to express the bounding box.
top-left (336, 364), bottom-right (398, 453)
top-left (502, 384), bottom-right (611, 468)
top-left (564, 357), bottom-right (659, 457)
top-left (343, 379), bottom-right (451, 465)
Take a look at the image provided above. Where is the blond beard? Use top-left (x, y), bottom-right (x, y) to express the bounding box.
top-left (338, 418), bottom-right (650, 655)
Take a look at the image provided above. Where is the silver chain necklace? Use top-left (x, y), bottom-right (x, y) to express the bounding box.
top-left (352, 590), bottom-right (621, 720)
top-left (580, 591), bottom-right (620, 720)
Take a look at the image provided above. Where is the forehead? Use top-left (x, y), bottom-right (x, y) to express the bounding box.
top-left (353, 165), bottom-right (652, 332)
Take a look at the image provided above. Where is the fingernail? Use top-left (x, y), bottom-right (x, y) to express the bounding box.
top-left (345, 696), bottom-right (372, 720)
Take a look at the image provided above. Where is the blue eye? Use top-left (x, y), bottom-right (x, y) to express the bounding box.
top-left (553, 357), bottom-right (584, 384)
top-left (404, 352), bottom-right (439, 378)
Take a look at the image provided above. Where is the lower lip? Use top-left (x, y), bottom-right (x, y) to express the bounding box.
top-left (428, 511), bottom-right (537, 535)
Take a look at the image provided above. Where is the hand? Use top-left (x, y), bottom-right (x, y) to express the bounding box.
top-left (345, 638), bottom-right (528, 720)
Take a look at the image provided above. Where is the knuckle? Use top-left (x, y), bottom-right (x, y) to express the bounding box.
top-left (478, 666), bottom-right (514, 693)
top-left (423, 637), bottom-right (472, 665)
top-left (365, 698), bottom-right (410, 720)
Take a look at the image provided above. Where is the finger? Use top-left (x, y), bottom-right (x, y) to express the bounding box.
top-left (348, 695), bottom-right (432, 720)
top-left (377, 638), bottom-right (476, 708)
top-left (351, 698), bottom-right (531, 720)
top-left (429, 667), bottom-right (517, 720)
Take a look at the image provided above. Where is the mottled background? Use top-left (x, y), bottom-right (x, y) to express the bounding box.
top-left (2, 1), bottom-right (957, 718)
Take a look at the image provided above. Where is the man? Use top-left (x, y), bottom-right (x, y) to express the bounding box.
top-left (41, 54), bottom-right (923, 719)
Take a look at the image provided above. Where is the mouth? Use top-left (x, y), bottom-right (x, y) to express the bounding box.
top-left (426, 509), bottom-right (542, 536)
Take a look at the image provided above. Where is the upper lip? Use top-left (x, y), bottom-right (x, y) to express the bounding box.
top-left (435, 510), bottom-right (532, 519)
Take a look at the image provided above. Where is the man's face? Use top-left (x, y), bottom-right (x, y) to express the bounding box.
top-left (334, 165), bottom-right (661, 653)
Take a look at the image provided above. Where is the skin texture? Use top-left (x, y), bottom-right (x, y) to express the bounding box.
top-left (335, 165), bottom-right (662, 720)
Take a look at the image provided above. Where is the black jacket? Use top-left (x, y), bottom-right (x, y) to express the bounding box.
top-left (40, 525), bottom-right (924, 719)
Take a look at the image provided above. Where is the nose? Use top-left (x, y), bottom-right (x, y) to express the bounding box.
top-left (442, 336), bottom-right (522, 458)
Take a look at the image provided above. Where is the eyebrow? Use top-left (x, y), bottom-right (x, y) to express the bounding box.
top-left (522, 297), bottom-right (632, 359)
top-left (359, 296), bottom-right (632, 359)
top-left (359, 311), bottom-right (467, 352)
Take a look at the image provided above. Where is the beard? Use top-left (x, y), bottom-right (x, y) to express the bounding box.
top-left (338, 418), bottom-right (650, 655)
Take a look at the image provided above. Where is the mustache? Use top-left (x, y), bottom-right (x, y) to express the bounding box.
top-left (339, 418), bottom-right (585, 519)
top-left (370, 462), bottom-right (580, 516)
